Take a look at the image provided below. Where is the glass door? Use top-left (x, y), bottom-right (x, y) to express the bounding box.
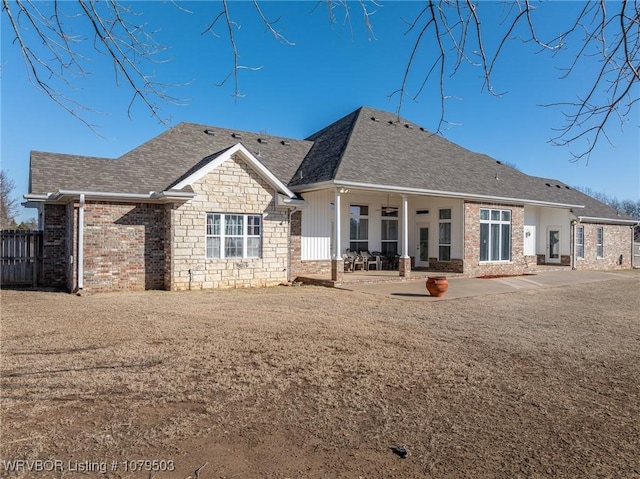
top-left (547, 227), bottom-right (561, 263)
top-left (416, 226), bottom-right (429, 268)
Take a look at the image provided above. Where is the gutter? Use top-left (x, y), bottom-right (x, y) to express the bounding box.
top-left (577, 215), bottom-right (638, 225)
top-left (24, 189), bottom-right (196, 205)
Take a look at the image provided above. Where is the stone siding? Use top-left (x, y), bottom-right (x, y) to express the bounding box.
top-left (463, 202), bottom-right (526, 277)
top-left (169, 153), bottom-right (289, 290)
top-left (574, 223), bottom-right (633, 270)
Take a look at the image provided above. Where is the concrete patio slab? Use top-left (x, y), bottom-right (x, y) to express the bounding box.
top-left (336, 269), bottom-right (638, 301)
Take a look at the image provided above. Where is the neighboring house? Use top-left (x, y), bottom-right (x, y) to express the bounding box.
top-left (24, 106), bottom-right (637, 292)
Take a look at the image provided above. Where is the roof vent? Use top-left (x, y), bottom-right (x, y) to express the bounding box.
top-left (496, 160), bottom-right (502, 165)
top-left (371, 117), bottom-right (380, 122)
top-left (281, 140), bottom-right (290, 146)
top-left (405, 124), bottom-right (413, 129)
top-left (545, 183), bottom-right (552, 187)
top-left (204, 129), bottom-right (215, 136)
top-left (556, 184), bottom-right (561, 188)
top-left (232, 133), bottom-right (242, 139)
top-left (258, 138), bottom-right (268, 144)
top-left (419, 127), bottom-right (426, 132)
top-left (565, 186), bottom-right (571, 190)
top-left (388, 120), bottom-right (395, 125)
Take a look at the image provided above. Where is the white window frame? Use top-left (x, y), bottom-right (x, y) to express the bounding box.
top-left (479, 208), bottom-right (512, 262)
top-left (596, 226), bottom-right (604, 258)
top-left (349, 204), bottom-right (369, 252)
top-left (438, 208), bottom-right (452, 262)
top-left (576, 225), bottom-right (584, 259)
top-left (381, 207), bottom-right (399, 255)
top-left (206, 213), bottom-right (262, 259)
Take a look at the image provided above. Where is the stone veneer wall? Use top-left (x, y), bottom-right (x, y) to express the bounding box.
top-left (169, 154), bottom-right (289, 290)
top-left (463, 202), bottom-right (526, 277)
top-left (81, 201), bottom-right (167, 291)
top-left (289, 210), bottom-right (331, 279)
top-left (573, 223), bottom-right (633, 270)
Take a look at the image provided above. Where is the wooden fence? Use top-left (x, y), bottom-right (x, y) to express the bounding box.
top-left (1, 230), bottom-right (44, 286)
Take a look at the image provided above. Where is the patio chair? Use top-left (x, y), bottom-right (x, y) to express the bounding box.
top-left (345, 250), bottom-right (365, 271)
top-left (372, 251), bottom-right (389, 270)
top-left (342, 253), bottom-right (353, 272)
top-left (361, 251), bottom-right (380, 271)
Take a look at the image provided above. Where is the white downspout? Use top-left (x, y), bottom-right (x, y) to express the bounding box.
top-left (334, 189), bottom-right (342, 259)
top-left (287, 207), bottom-right (297, 283)
top-left (77, 194), bottom-right (85, 291)
top-left (571, 220), bottom-right (577, 270)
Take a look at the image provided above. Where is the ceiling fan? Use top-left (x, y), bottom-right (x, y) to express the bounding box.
top-left (377, 194), bottom-right (398, 214)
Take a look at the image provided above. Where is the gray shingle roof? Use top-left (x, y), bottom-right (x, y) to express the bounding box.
top-left (29, 123), bottom-right (313, 196)
top-left (28, 107), bottom-right (633, 222)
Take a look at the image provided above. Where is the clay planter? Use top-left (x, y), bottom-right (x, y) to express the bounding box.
top-left (426, 276), bottom-right (449, 297)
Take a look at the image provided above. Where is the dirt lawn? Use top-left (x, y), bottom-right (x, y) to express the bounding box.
top-left (1, 275), bottom-right (639, 478)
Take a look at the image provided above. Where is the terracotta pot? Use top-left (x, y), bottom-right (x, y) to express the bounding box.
top-left (426, 276), bottom-right (448, 297)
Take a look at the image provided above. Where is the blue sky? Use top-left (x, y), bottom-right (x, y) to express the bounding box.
top-left (2, 1), bottom-right (638, 223)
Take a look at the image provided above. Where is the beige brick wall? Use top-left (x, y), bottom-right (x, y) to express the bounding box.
top-left (463, 202), bottom-right (526, 277)
top-left (573, 223), bottom-right (633, 270)
top-left (169, 153), bottom-right (289, 290)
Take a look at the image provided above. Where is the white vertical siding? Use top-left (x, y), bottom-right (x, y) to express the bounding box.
top-left (301, 190), bottom-right (333, 260)
top-left (524, 206), bottom-right (538, 256)
top-left (537, 207), bottom-right (572, 256)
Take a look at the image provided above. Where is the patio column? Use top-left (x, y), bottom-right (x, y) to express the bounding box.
top-left (399, 194), bottom-right (411, 278)
top-left (331, 188), bottom-right (344, 282)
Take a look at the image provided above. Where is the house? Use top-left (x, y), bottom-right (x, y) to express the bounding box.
top-left (24, 106), bottom-right (637, 292)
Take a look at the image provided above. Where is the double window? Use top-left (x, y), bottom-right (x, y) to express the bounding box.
top-left (480, 208), bottom-right (511, 262)
top-left (206, 213), bottom-right (261, 259)
top-left (349, 205), bottom-right (369, 252)
top-left (438, 208), bottom-right (452, 261)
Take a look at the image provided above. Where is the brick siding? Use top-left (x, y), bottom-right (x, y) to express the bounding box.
top-left (81, 201), bottom-right (167, 291)
top-left (463, 201), bottom-right (526, 277)
top-left (42, 204), bottom-right (69, 289)
top-left (573, 223), bottom-right (633, 270)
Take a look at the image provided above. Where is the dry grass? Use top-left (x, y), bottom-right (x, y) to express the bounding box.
top-left (1, 275), bottom-right (639, 478)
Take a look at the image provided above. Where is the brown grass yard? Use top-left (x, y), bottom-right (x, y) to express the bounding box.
top-left (1, 276), bottom-right (639, 479)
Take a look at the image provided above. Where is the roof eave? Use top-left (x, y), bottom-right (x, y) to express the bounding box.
top-left (23, 189), bottom-right (196, 205)
top-left (577, 216), bottom-right (638, 225)
top-left (291, 180), bottom-right (585, 209)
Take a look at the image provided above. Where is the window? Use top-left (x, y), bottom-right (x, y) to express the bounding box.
top-left (381, 207), bottom-right (398, 255)
top-left (349, 205), bottom-right (369, 252)
top-left (480, 208), bottom-right (511, 262)
top-left (438, 208), bottom-right (452, 261)
top-left (206, 213), bottom-right (261, 259)
top-left (576, 226), bottom-right (584, 259)
top-left (596, 227), bottom-right (604, 258)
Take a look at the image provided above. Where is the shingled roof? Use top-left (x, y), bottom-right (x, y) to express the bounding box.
top-left (29, 123), bottom-right (313, 196)
top-left (28, 107), bottom-right (633, 222)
